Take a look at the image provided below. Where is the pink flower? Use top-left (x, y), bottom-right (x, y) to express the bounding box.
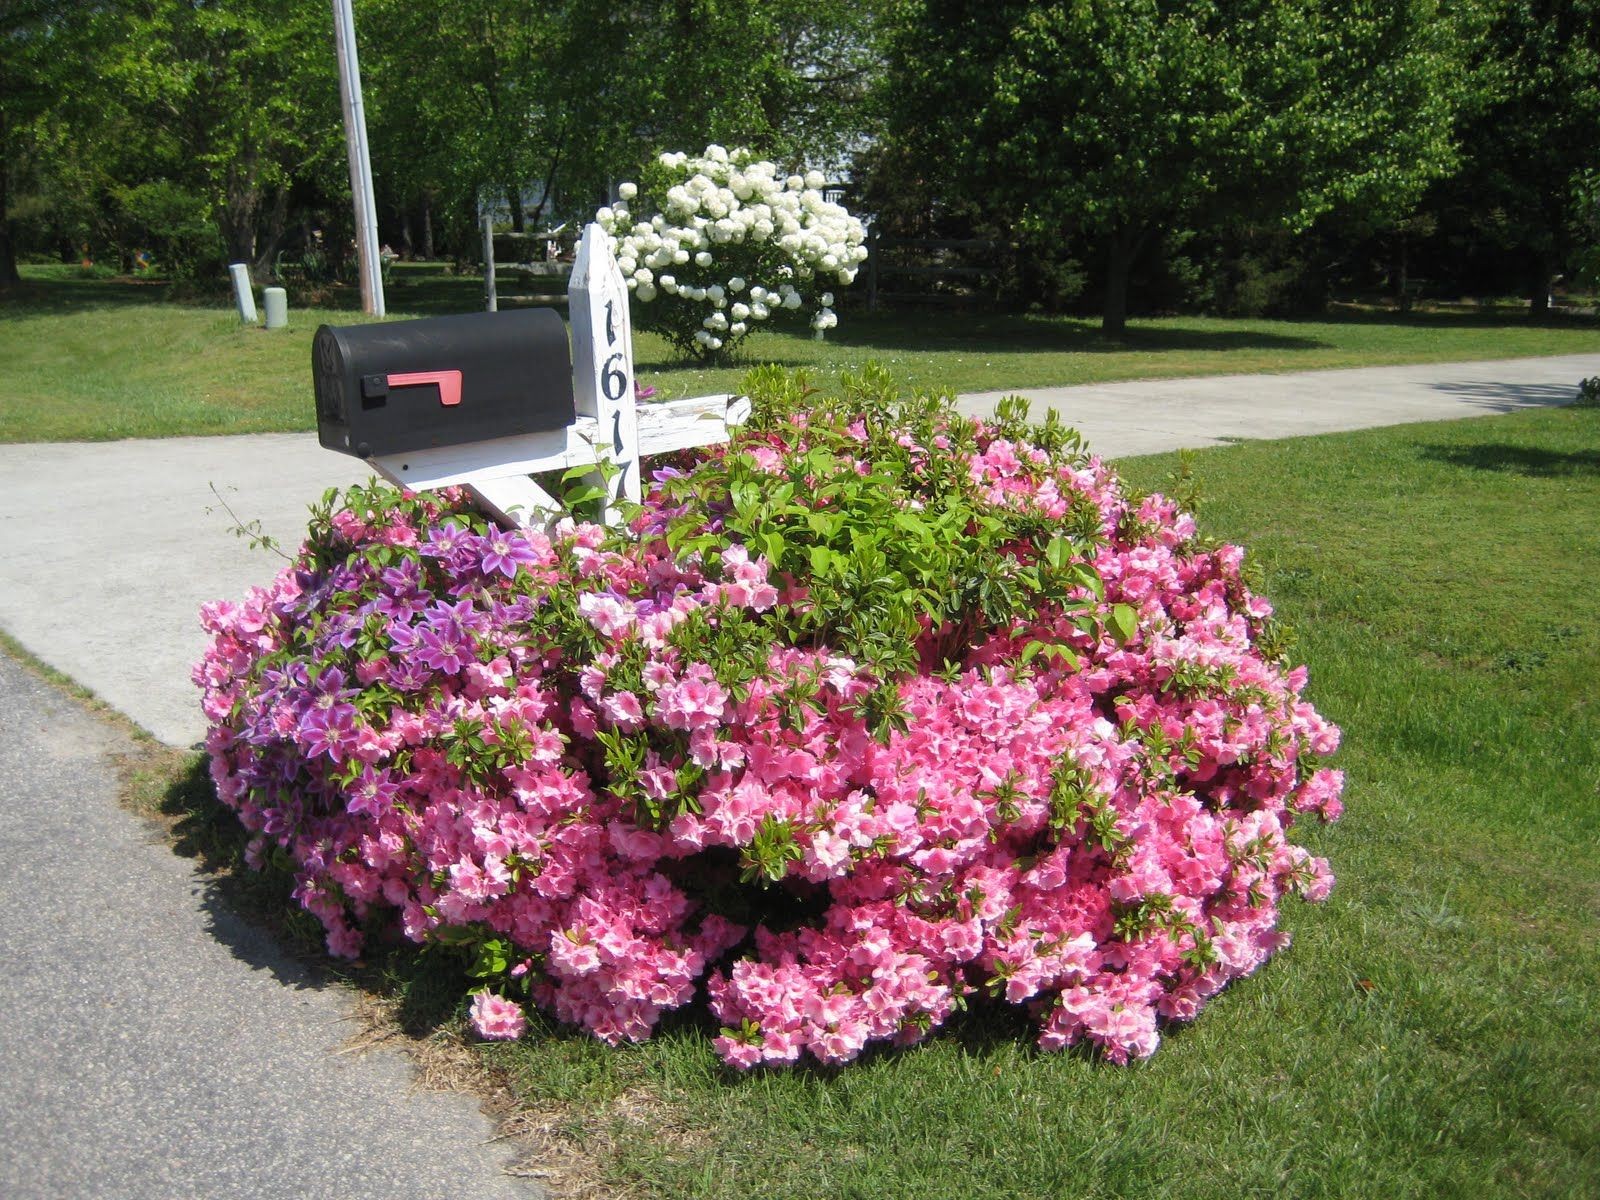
top-left (326, 923), bottom-right (363, 959)
top-left (657, 665), bottom-right (729, 731)
top-left (714, 1035), bottom-right (762, 1069)
top-left (469, 992), bottom-right (527, 1040)
top-left (1301, 856), bottom-right (1335, 903)
top-left (601, 690), bottom-right (646, 731)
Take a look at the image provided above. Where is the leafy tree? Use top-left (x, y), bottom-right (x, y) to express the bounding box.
top-left (879, 0), bottom-right (1466, 332)
top-left (6, 0), bottom-right (344, 282)
top-left (0, 1), bottom-right (106, 283)
top-left (1573, 170), bottom-right (1600, 292)
top-left (362, 0), bottom-right (571, 259)
top-left (566, 0), bottom-right (888, 178)
top-left (119, 0), bottom-right (343, 279)
top-left (1447, 0), bottom-right (1600, 311)
top-left (360, 0), bottom-right (887, 263)
top-left (9, 0), bottom-right (888, 279)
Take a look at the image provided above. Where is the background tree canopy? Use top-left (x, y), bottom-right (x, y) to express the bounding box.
top-left (878, 0), bottom-right (1466, 332)
top-left (1, 0), bottom-right (1595, 324)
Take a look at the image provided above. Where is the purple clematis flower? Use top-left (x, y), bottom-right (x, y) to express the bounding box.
top-left (479, 530), bottom-right (546, 579)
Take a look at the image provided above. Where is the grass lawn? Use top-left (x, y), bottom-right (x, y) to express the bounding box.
top-left (138, 401), bottom-right (1599, 1198)
top-left (3, 263), bottom-right (1597, 442)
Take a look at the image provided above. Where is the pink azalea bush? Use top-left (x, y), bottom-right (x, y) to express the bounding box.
top-left (196, 365), bottom-right (1343, 1068)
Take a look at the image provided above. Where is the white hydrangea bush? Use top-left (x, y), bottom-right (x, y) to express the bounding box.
top-left (595, 144), bottom-right (868, 362)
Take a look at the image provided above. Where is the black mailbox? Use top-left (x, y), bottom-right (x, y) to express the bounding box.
top-left (313, 308), bottom-right (575, 458)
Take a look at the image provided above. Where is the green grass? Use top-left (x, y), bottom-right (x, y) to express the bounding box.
top-left (136, 401), bottom-right (1600, 1197)
top-left (3, 263), bottom-right (1597, 442)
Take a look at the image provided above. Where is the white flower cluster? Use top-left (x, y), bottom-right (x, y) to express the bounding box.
top-left (595, 145), bottom-right (866, 353)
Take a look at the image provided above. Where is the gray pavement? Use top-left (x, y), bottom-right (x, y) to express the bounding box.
top-left (957, 351), bottom-right (1600, 456)
top-left (0, 653), bottom-right (539, 1199)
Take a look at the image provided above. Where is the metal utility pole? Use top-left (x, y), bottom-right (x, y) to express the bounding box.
top-left (332, 0), bottom-right (385, 316)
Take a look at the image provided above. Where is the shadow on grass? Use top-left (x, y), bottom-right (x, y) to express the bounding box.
top-left (823, 312), bottom-right (1330, 356)
top-left (388, 272), bottom-right (567, 318)
top-left (1421, 441), bottom-right (1600, 477)
top-left (1326, 300), bottom-right (1600, 330)
top-left (635, 354), bottom-right (809, 377)
top-left (2, 265), bottom-right (508, 321)
top-left (0, 273), bottom-right (183, 316)
top-left (630, 313), bottom-right (1333, 378)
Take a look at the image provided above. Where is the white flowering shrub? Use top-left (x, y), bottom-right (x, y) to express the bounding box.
top-left (595, 145), bottom-right (868, 362)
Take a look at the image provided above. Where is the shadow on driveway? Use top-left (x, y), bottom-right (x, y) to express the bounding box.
top-left (156, 750), bottom-right (475, 1031)
top-left (1426, 379), bottom-right (1579, 412)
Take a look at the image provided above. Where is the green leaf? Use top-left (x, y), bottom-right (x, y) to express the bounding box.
top-left (1108, 603), bottom-right (1138, 646)
top-left (1044, 534), bottom-right (1073, 570)
top-left (893, 511), bottom-right (932, 541)
top-left (469, 938), bottom-right (510, 978)
top-left (732, 481), bottom-right (760, 514)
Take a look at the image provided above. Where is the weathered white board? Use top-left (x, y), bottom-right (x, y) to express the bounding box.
top-left (568, 223), bottom-right (642, 523)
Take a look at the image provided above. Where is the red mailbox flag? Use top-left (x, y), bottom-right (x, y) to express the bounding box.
top-left (387, 369), bottom-right (462, 407)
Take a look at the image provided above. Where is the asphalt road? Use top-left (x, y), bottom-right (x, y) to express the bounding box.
top-left (0, 654), bottom-right (540, 1200)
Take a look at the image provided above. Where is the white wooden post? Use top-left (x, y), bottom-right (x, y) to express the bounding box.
top-left (228, 263), bottom-right (257, 323)
top-left (569, 224), bottom-right (641, 524)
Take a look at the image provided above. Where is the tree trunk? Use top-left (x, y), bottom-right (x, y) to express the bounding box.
top-left (420, 192), bottom-right (435, 260)
top-left (528, 138), bottom-right (564, 232)
top-left (1394, 237), bottom-right (1410, 313)
top-left (219, 212), bottom-right (256, 278)
top-left (0, 223), bottom-right (18, 286)
top-left (251, 185), bottom-right (291, 282)
top-left (0, 204), bottom-right (19, 287)
top-left (1529, 251), bottom-right (1553, 317)
top-left (0, 112), bottom-right (20, 287)
top-left (218, 152), bottom-right (263, 280)
top-left (507, 186), bottom-right (524, 233)
top-left (219, 201), bottom-right (257, 277)
top-left (1101, 226), bottom-right (1145, 336)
